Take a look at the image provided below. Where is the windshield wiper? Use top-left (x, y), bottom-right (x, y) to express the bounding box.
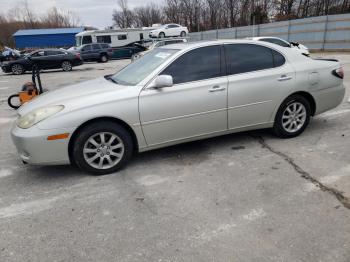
top-left (104, 74), bottom-right (119, 84)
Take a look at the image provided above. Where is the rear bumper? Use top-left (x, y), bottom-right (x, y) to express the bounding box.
top-left (73, 60), bottom-right (83, 66)
top-left (11, 124), bottom-right (73, 165)
top-left (312, 84), bottom-right (346, 115)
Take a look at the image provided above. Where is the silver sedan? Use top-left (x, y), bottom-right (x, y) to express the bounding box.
top-left (11, 40), bottom-right (345, 175)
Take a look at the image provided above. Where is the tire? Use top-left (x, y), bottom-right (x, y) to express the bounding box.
top-left (273, 94), bottom-right (311, 138)
top-left (180, 31), bottom-right (186, 37)
top-left (159, 32), bottom-right (165, 38)
top-left (100, 54), bottom-right (108, 63)
top-left (7, 94), bottom-right (21, 109)
top-left (72, 121), bottom-right (133, 175)
top-left (62, 61), bottom-right (72, 72)
top-left (11, 64), bottom-right (24, 75)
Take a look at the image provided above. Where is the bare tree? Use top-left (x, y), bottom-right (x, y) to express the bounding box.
top-left (112, 0), bottom-right (135, 28)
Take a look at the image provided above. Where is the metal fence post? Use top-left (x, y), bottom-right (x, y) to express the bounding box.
top-left (287, 20), bottom-right (291, 42)
top-left (322, 15), bottom-right (329, 51)
top-left (216, 29), bottom-right (219, 39)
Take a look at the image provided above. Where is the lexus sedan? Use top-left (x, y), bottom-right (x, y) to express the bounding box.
top-left (1, 49), bottom-right (83, 75)
top-left (11, 40), bottom-right (345, 175)
top-left (149, 24), bottom-right (189, 38)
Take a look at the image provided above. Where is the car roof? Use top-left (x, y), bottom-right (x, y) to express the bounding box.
top-left (248, 36), bottom-right (287, 41)
top-left (159, 39), bottom-right (286, 50)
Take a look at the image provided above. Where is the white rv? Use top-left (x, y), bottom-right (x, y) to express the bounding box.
top-left (75, 29), bottom-right (152, 48)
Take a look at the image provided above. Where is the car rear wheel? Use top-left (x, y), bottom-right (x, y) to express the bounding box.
top-left (180, 31), bottom-right (186, 37)
top-left (100, 54), bottom-right (108, 63)
top-left (159, 32), bottom-right (165, 38)
top-left (72, 121), bottom-right (133, 175)
top-left (11, 64), bottom-right (24, 75)
top-left (62, 61), bottom-right (72, 72)
top-left (273, 95), bottom-right (311, 138)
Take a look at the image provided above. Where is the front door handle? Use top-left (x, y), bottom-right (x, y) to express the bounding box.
top-left (278, 75), bottom-right (292, 81)
top-left (209, 85), bottom-right (226, 92)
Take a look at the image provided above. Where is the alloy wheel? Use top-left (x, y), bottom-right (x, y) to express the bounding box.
top-left (282, 102), bottom-right (307, 133)
top-left (12, 64), bottom-right (23, 75)
top-left (62, 61), bottom-right (72, 71)
top-left (83, 132), bottom-right (125, 170)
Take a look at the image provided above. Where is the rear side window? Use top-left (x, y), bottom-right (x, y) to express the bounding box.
top-left (272, 50), bottom-right (286, 67)
top-left (101, 44), bottom-right (110, 48)
top-left (162, 46), bottom-right (222, 85)
top-left (45, 50), bottom-right (63, 56)
top-left (225, 44), bottom-right (280, 75)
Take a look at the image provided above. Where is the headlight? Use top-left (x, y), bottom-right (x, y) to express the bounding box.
top-left (17, 105), bottom-right (64, 129)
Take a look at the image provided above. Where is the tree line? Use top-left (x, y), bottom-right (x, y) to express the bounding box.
top-left (0, 0), bottom-right (80, 48)
top-left (113, 0), bottom-right (350, 32)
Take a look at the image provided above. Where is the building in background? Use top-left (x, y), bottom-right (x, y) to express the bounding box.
top-left (13, 28), bottom-right (84, 49)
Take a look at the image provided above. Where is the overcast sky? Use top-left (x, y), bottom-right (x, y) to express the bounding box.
top-left (0, 0), bottom-right (161, 29)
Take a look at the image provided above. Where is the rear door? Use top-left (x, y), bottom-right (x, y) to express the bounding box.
top-left (92, 44), bottom-right (102, 59)
top-left (44, 50), bottom-right (65, 68)
top-left (225, 43), bottom-right (295, 129)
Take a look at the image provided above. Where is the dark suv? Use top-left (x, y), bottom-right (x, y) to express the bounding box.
top-left (73, 43), bottom-right (113, 63)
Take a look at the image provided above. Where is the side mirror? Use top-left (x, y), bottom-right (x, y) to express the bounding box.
top-left (153, 75), bottom-right (173, 89)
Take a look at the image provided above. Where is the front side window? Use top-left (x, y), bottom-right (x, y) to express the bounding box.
top-left (111, 48), bottom-right (179, 86)
top-left (225, 44), bottom-right (276, 75)
top-left (92, 44), bottom-right (101, 50)
top-left (82, 45), bottom-right (92, 51)
top-left (82, 35), bottom-right (92, 44)
top-left (162, 46), bottom-right (222, 85)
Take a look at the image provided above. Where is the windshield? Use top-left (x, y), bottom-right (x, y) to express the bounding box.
top-left (111, 48), bottom-right (179, 86)
top-left (76, 36), bottom-right (82, 47)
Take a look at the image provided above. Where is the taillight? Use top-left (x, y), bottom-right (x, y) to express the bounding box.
top-left (76, 53), bottom-right (81, 59)
top-left (332, 67), bottom-right (344, 79)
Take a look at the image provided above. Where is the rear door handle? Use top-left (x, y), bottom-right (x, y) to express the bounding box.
top-left (209, 85), bottom-right (226, 92)
top-left (278, 75), bottom-right (292, 81)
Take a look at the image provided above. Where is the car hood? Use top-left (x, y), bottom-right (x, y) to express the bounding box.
top-left (18, 77), bottom-right (130, 116)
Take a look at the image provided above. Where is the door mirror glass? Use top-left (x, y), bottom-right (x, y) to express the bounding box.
top-left (153, 75), bottom-right (173, 89)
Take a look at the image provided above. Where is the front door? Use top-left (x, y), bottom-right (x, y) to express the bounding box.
top-left (139, 45), bottom-right (228, 147)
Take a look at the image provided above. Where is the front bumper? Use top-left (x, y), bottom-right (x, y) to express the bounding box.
top-left (1, 65), bottom-right (11, 73)
top-left (11, 124), bottom-right (74, 165)
top-left (149, 32), bottom-right (158, 38)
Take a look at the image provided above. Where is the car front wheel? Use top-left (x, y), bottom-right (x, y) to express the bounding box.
top-left (159, 32), bottom-right (165, 38)
top-left (62, 61), bottom-right (72, 71)
top-left (11, 64), bottom-right (24, 75)
top-left (72, 121), bottom-right (133, 175)
top-left (273, 94), bottom-right (311, 138)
